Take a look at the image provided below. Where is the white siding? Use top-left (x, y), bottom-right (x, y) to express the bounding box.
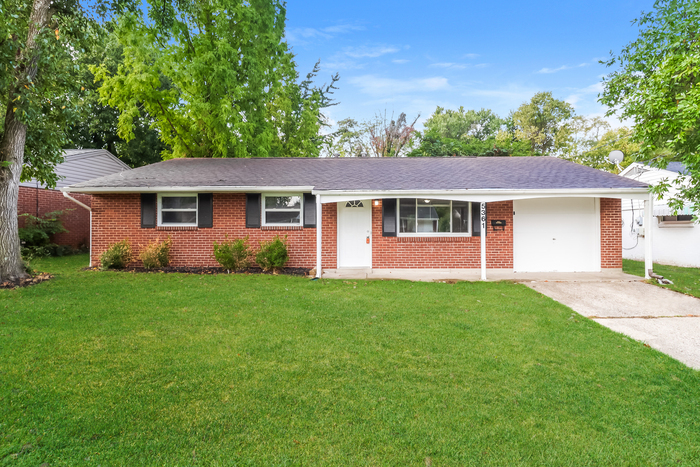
top-left (620, 163), bottom-right (700, 267)
top-left (20, 149), bottom-right (130, 190)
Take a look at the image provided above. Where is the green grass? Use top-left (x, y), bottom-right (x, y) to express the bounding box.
top-left (623, 259), bottom-right (700, 299)
top-left (1, 254), bottom-right (699, 466)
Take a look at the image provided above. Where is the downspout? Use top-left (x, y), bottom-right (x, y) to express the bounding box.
top-left (62, 191), bottom-right (92, 267)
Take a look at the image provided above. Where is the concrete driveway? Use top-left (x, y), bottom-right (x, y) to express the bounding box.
top-left (525, 281), bottom-right (700, 370)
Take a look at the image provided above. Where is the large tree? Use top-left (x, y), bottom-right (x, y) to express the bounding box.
top-left (68, 25), bottom-right (165, 167)
top-left (560, 116), bottom-right (640, 172)
top-left (423, 106), bottom-right (503, 141)
top-left (93, 0), bottom-right (337, 159)
top-left (600, 0), bottom-right (700, 214)
top-left (508, 91), bottom-right (574, 156)
top-left (0, 0), bottom-right (101, 281)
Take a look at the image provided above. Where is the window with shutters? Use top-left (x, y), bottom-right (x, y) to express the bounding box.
top-left (158, 194), bottom-right (198, 226)
top-left (262, 194), bottom-right (303, 226)
top-left (398, 199), bottom-right (471, 236)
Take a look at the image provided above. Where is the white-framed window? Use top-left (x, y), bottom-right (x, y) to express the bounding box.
top-left (158, 193), bottom-right (198, 226)
top-left (658, 214), bottom-right (695, 228)
top-left (398, 199), bottom-right (471, 236)
top-left (263, 194), bottom-right (303, 226)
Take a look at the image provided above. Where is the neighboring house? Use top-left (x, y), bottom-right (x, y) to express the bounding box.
top-left (19, 149), bottom-right (130, 249)
top-left (619, 162), bottom-right (699, 268)
top-left (62, 157), bottom-right (650, 278)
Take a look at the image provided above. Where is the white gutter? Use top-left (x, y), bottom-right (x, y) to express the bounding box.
top-left (61, 186), bottom-right (316, 194)
top-left (62, 191), bottom-right (93, 267)
top-left (312, 188), bottom-right (650, 202)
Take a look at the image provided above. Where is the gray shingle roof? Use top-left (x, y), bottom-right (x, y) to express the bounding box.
top-left (65, 156), bottom-right (648, 192)
top-left (21, 149), bottom-right (131, 190)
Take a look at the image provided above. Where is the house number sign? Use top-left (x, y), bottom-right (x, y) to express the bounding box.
top-left (480, 203), bottom-right (486, 227)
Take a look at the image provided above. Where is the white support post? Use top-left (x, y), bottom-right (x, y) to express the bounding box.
top-left (480, 202), bottom-right (487, 281)
top-left (644, 192), bottom-right (653, 279)
top-left (316, 194), bottom-right (322, 278)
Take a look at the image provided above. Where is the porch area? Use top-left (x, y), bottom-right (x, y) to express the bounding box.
top-left (320, 268), bottom-right (643, 283)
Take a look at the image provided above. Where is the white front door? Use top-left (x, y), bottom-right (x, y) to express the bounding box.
top-left (513, 198), bottom-right (600, 272)
top-left (337, 200), bottom-right (372, 268)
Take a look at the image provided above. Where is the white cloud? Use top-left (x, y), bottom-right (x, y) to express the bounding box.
top-left (343, 45), bottom-right (399, 58)
top-left (349, 75), bottom-right (450, 96)
top-left (537, 63), bottom-right (589, 74)
top-left (474, 63), bottom-right (490, 69)
top-left (392, 59), bottom-right (410, 64)
top-left (430, 62), bottom-right (467, 69)
top-left (286, 23), bottom-right (364, 44)
top-left (463, 53), bottom-right (480, 59)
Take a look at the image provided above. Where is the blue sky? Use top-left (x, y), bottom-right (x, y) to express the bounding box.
top-left (285, 0), bottom-right (654, 130)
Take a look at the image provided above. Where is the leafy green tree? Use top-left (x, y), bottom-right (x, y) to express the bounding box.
top-left (0, 0), bottom-right (105, 281)
top-left (560, 117), bottom-right (640, 172)
top-left (325, 111), bottom-right (419, 157)
top-left (93, 0), bottom-right (337, 159)
top-left (600, 0), bottom-right (700, 213)
top-left (67, 24), bottom-right (164, 167)
top-left (509, 92), bottom-right (575, 156)
top-left (423, 107), bottom-right (503, 141)
top-left (407, 131), bottom-right (530, 158)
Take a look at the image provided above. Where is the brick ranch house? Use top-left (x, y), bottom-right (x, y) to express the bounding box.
top-left (61, 157), bottom-right (655, 279)
top-left (19, 149), bottom-right (130, 249)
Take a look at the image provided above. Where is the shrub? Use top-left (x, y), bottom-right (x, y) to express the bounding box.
top-left (139, 237), bottom-right (173, 269)
top-left (213, 235), bottom-right (252, 271)
top-left (255, 235), bottom-right (289, 272)
top-left (100, 239), bottom-right (133, 270)
top-left (18, 210), bottom-right (71, 256)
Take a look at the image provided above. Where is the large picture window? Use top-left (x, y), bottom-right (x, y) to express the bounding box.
top-left (263, 194), bottom-right (303, 225)
top-left (399, 199), bottom-right (471, 235)
top-left (158, 194), bottom-right (198, 226)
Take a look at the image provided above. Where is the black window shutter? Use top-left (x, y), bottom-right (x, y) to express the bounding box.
top-left (246, 193), bottom-right (261, 228)
top-left (303, 194), bottom-right (316, 228)
top-left (141, 193), bottom-right (156, 228)
top-left (472, 202), bottom-right (486, 237)
top-left (382, 199), bottom-right (397, 237)
top-left (198, 193), bottom-right (213, 228)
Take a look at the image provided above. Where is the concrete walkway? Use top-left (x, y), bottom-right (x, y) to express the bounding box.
top-left (321, 268), bottom-right (642, 283)
top-left (526, 281), bottom-right (700, 370)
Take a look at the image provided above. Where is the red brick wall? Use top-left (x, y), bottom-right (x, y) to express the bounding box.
top-left (371, 200), bottom-right (514, 269)
top-left (600, 197), bottom-right (622, 269)
top-left (90, 194), bottom-right (622, 271)
top-left (91, 193), bottom-right (338, 269)
top-left (18, 186), bottom-right (91, 248)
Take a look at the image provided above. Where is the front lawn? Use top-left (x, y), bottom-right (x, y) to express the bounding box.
top-left (623, 259), bottom-right (700, 299)
top-left (2, 255), bottom-right (699, 466)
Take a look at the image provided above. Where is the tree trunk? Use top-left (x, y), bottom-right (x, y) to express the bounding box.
top-left (0, 0), bottom-right (52, 282)
top-left (0, 107), bottom-right (28, 281)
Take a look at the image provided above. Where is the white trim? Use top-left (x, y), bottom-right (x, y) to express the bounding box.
top-left (480, 202), bottom-right (486, 281)
top-left (62, 185), bottom-right (315, 194)
top-left (262, 193), bottom-right (303, 227)
top-left (157, 193), bottom-right (198, 227)
top-left (62, 186), bottom-right (649, 201)
top-left (316, 194), bottom-right (322, 278)
top-left (644, 192), bottom-right (653, 279)
top-left (314, 188), bottom-right (650, 203)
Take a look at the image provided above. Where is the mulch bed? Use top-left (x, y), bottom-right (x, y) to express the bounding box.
top-left (0, 272), bottom-right (54, 290)
top-left (82, 266), bottom-right (312, 277)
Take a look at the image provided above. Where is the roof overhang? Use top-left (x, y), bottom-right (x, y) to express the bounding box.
top-left (63, 185), bottom-right (650, 201)
top-left (312, 188), bottom-right (651, 203)
top-left (61, 185), bottom-right (316, 194)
